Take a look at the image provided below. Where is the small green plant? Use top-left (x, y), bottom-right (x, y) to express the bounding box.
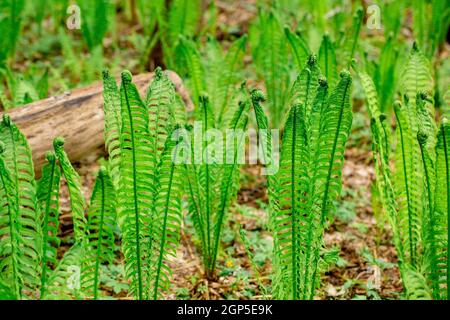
top-left (253, 58), bottom-right (353, 299)
top-left (102, 68), bottom-right (185, 299)
top-left (358, 43), bottom-right (449, 299)
top-left (183, 93), bottom-right (251, 279)
top-left (0, 114), bottom-right (117, 299)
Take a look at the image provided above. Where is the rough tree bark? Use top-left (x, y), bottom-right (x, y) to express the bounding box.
top-left (0, 71), bottom-right (193, 172)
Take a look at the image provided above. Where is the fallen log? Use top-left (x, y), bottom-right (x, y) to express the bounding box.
top-left (0, 71), bottom-right (193, 172)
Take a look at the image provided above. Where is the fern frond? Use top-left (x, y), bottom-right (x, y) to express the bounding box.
top-left (117, 71), bottom-right (153, 299)
top-left (216, 36), bottom-right (247, 126)
top-left (211, 98), bottom-right (251, 273)
top-left (255, 11), bottom-right (290, 127)
top-left (357, 66), bottom-right (404, 263)
top-left (318, 35), bottom-right (338, 88)
top-left (82, 167), bottom-right (117, 300)
top-left (402, 266), bottom-right (433, 300)
top-left (0, 115), bottom-right (41, 299)
top-left (273, 103), bottom-right (309, 299)
top-left (417, 131), bottom-right (438, 297)
top-left (284, 27), bottom-right (310, 70)
top-left (393, 101), bottom-right (422, 267)
top-left (176, 37), bottom-right (206, 104)
top-left (53, 137), bottom-right (87, 244)
top-left (289, 55), bottom-right (321, 124)
top-left (102, 70), bottom-right (122, 189)
top-left (305, 71), bottom-right (353, 297)
top-left (433, 119), bottom-right (450, 299)
top-left (147, 128), bottom-right (184, 299)
top-left (36, 152), bottom-right (61, 299)
top-left (0, 142), bottom-right (20, 299)
top-left (400, 43), bottom-right (434, 110)
top-left (168, 0), bottom-right (201, 45)
top-left (145, 67), bottom-right (177, 167)
top-left (341, 7), bottom-right (363, 68)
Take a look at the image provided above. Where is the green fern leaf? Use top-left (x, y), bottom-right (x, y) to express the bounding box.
top-left (102, 70), bottom-right (122, 189)
top-left (433, 119), bottom-right (450, 299)
top-left (284, 27), bottom-right (310, 70)
top-left (117, 71), bottom-right (153, 299)
top-left (36, 152), bottom-right (61, 299)
top-left (82, 167), bottom-right (117, 300)
top-left (0, 115), bottom-right (41, 299)
top-left (211, 98), bottom-right (251, 273)
top-left (318, 35), bottom-right (338, 88)
top-left (147, 128), bottom-right (184, 299)
top-left (53, 137), bottom-right (87, 244)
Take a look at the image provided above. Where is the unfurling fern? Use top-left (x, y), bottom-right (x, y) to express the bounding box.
top-left (102, 70), bottom-right (122, 189)
top-left (36, 152), bottom-right (61, 298)
top-left (117, 71), bottom-right (154, 299)
top-left (0, 115), bottom-right (41, 299)
top-left (265, 62), bottom-right (353, 299)
top-left (82, 167), bottom-right (117, 300)
top-left (431, 120), bottom-right (449, 299)
top-left (147, 129), bottom-right (184, 299)
top-left (184, 92), bottom-right (251, 279)
top-left (359, 43), bottom-right (449, 300)
top-left (54, 137), bottom-right (88, 244)
top-left (103, 69), bottom-right (185, 299)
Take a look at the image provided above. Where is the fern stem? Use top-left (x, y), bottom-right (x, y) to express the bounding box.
top-left (6, 123), bottom-right (22, 298)
top-left (153, 162), bottom-right (176, 300)
top-left (92, 174), bottom-right (106, 300)
top-left (39, 156), bottom-right (57, 299)
top-left (394, 106), bottom-right (416, 266)
top-left (418, 137), bottom-right (438, 297)
top-left (290, 105), bottom-right (300, 300)
top-left (211, 105), bottom-right (246, 275)
top-left (123, 80), bottom-right (143, 299)
top-left (202, 99), bottom-right (213, 277)
top-left (186, 165), bottom-right (208, 269)
top-left (319, 80), bottom-right (350, 225)
top-left (442, 124), bottom-right (450, 299)
top-left (0, 160), bottom-right (19, 299)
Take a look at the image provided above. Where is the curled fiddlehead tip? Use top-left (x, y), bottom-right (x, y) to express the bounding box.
top-left (53, 136), bottom-right (65, 149)
top-left (102, 69), bottom-right (110, 79)
top-left (339, 70), bottom-right (351, 80)
top-left (251, 89), bottom-right (266, 103)
top-left (0, 141), bottom-right (4, 154)
top-left (2, 114), bottom-right (11, 127)
top-left (45, 151), bottom-right (56, 163)
top-left (307, 54), bottom-right (317, 66)
top-left (393, 100), bottom-right (403, 111)
top-left (379, 114), bottom-right (387, 122)
top-left (155, 67), bottom-right (163, 80)
top-left (199, 94), bottom-right (209, 104)
top-left (412, 41), bottom-right (419, 52)
top-left (121, 70), bottom-right (133, 83)
top-left (417, 131), bottom-right (428, 145)
top-left (98, 166), bottom-right (107, 177)
top-left (318, 76), bottom-right (328, 88)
